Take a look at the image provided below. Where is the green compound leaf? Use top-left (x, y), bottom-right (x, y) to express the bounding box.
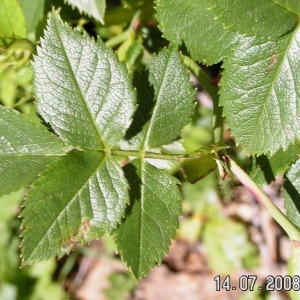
top-left (126, 47), bottom-right (195, 149)
top-left (155, 0), bottom-right (240, 65)
top-left (114, 159), bottom-right (181, 279)
top-left (21, 151), bottom-right (129, 264)
top-left (65, 0), bottom-right (106, 24)
top-left (272, 0), bottom-right (300, 15)
top-left (250, 143), bottom-right (299, 187)
top-left (22, 12), bottom-right (137, 265)
top-left (210, 0), bottom-right (297, 39)
top-left (220, 26), bottom-right (300, 155)
top-left (33, 13), bottom-right (135, 150)
top-left (284, 159), bottom-right (300, 229)
top-left (0, 105), bottom-right (65, 197)
top-left (0, 0), bottom-right (27, 40)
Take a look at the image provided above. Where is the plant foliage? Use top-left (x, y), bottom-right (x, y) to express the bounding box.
top-left (0, 106), bottom-right (64, 197)
top-left (65, 0), bottom-right (106, 24)
top-left (0, 0), bottom-right (27, 40)
top-left (156, 0), bottom-right (300, 155)
top-left (17, 14), bottom-right (195, 279)
top-left (284, 159), bottom-right (300, 229)
top-left (0, 0), bottom-right (299, 290)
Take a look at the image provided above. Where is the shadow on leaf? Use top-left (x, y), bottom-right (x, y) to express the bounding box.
top-left (256, 155), bottom-right (275, 184)
top-left (122, 160), bottom-right (142, 216)
top-left (284, 177), bottom-right (300, 222)
top-left (125, 69), bottom-right (155, 141)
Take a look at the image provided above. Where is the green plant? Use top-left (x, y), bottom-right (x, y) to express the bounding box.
top-left (0, 0), bottom-right (300, 297)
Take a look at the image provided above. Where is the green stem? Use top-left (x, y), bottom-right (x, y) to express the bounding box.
top-left (182, 55), bottom-right (218, 101)
top-left (212, 101), bottom-right (224, 146)
top-left (221, 154), bottom-right (300, 241)
top-left (182, 55), bottom-right (224, 144)
top-left (110, 149), bottom-right (209, 161)
top-left (105, 10), bottom-right (141, 48)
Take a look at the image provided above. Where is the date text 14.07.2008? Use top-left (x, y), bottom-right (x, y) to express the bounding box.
top-left (214, 275), bottom-right (300, 292)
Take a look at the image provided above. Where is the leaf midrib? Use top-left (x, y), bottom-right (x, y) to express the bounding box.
top-left (136, 160), bottom-right (164, 277)
top-left (142, 51), bottom-right (171, 150)
top-left (53, 18), bottom-right (107, 149)
top-left (250, 27), bottom-right (298, 151)
top-left (25, 154), bottom-right (108, 261)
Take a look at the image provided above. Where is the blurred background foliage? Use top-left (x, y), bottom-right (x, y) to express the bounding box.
top-left (0, 0), bottom-right (288, 299)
